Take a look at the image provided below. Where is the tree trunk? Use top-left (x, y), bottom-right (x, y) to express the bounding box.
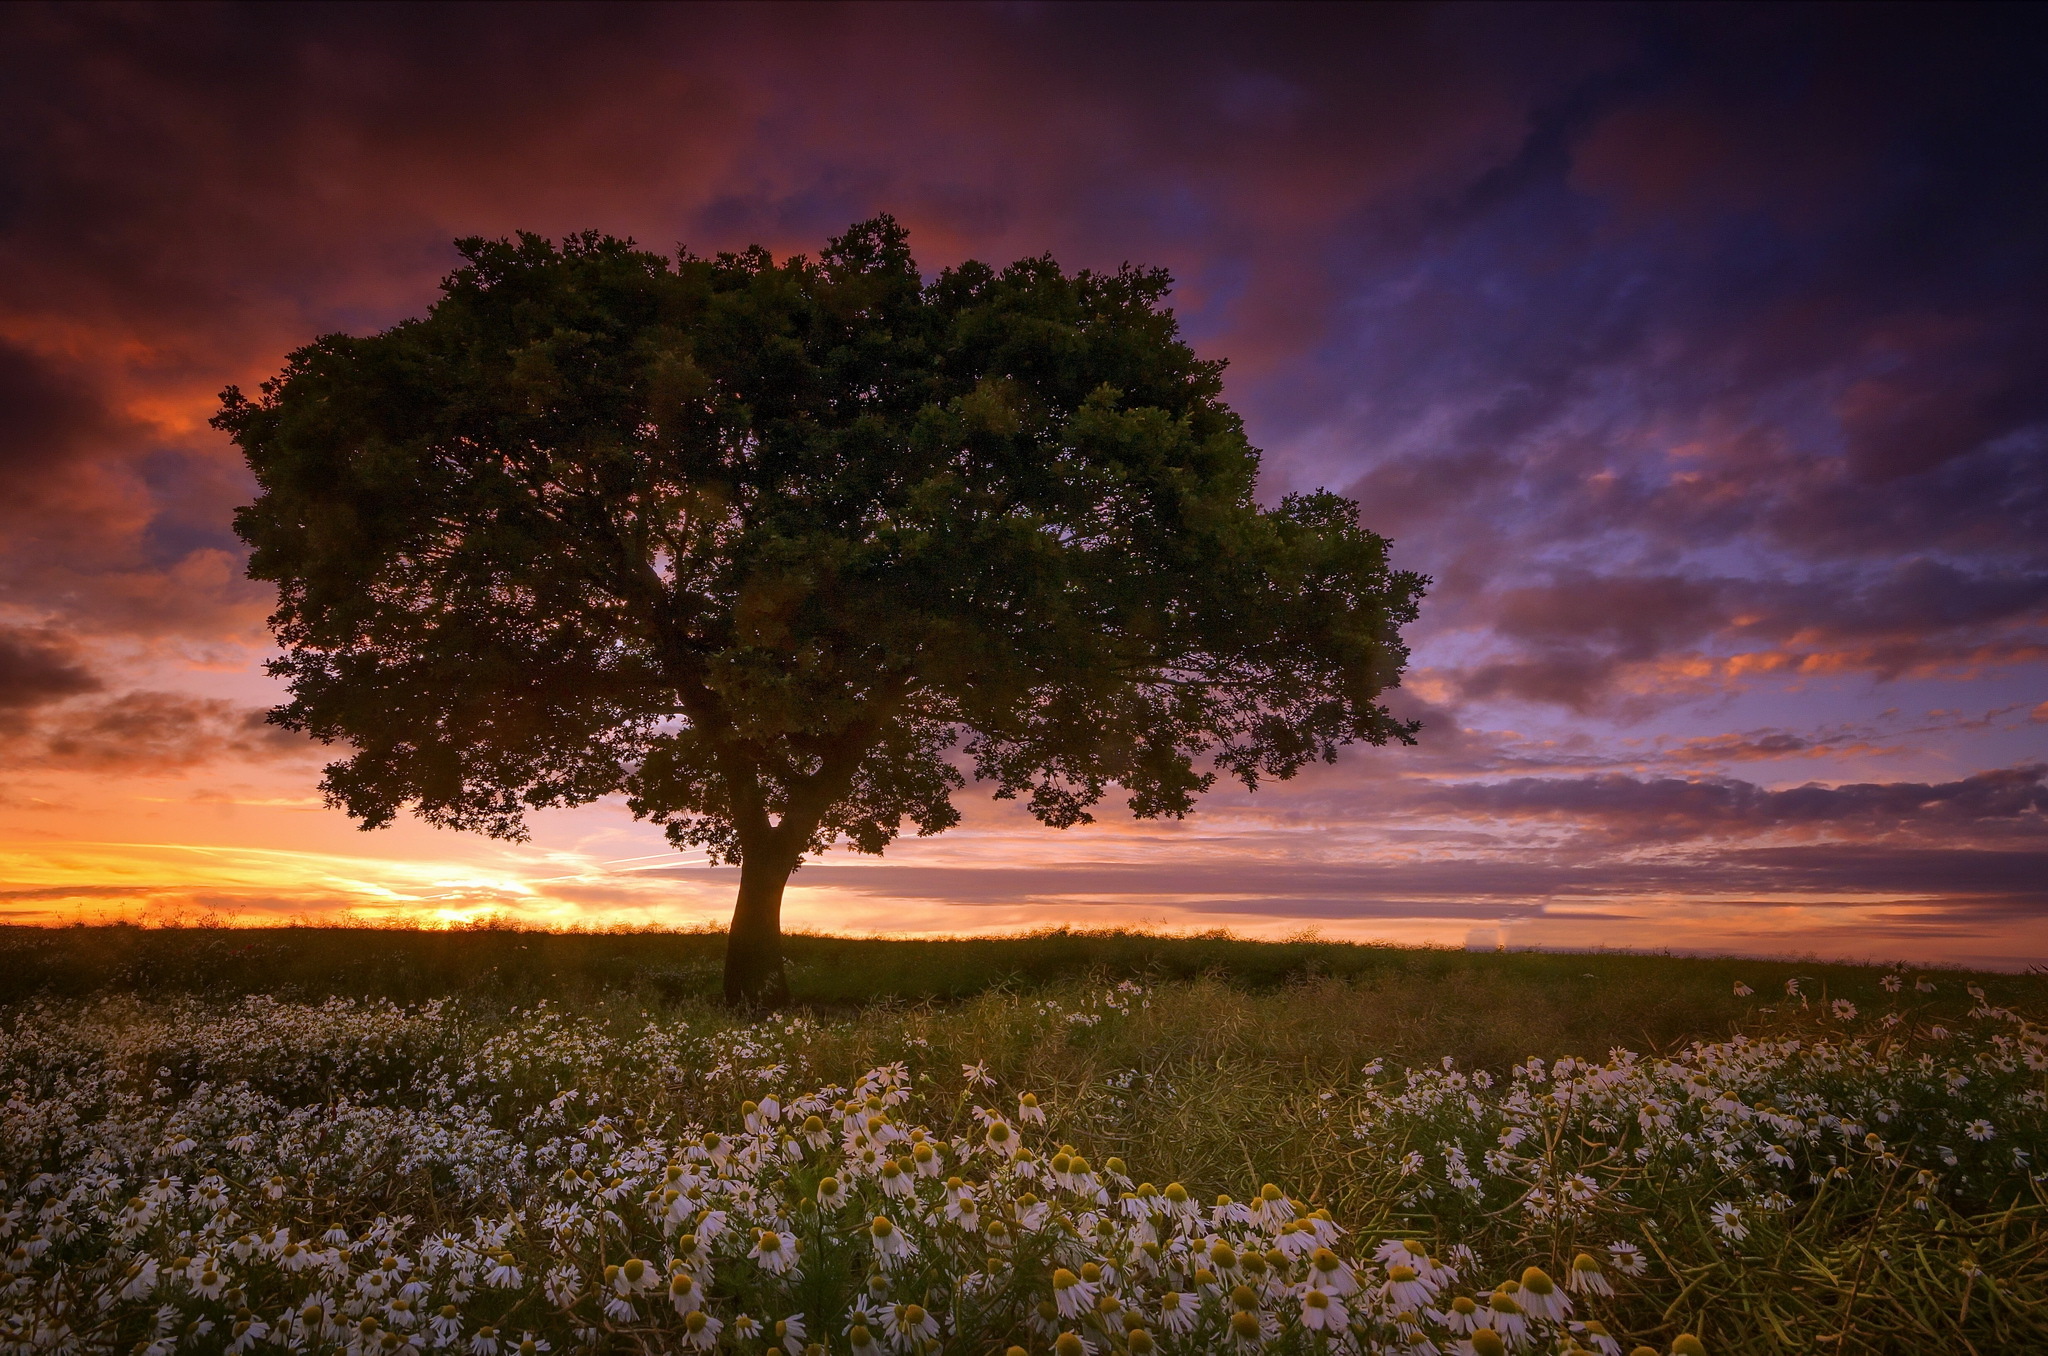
top-left (724, 845), bottom-right (796, 1008)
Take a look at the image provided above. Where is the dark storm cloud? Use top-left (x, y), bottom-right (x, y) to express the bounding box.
top-left (642, 841), bottom-right (2048, 917)
top-left (4, 690), bottom-right (311, 771)
top-left (0, 627), bottom-right (101, 726)
top-left (4, 4), bottom-right (2041, 656)
top-left (0, 339), bottom-right (114, 497)
top-left (1308, 6), bottom-right (2048, 711)
top-left (1408, 765), bottom-right (2048, 846)
top-left (1445, 560), bottom-right (2048, 710)
top-left (0, 2), bottom-right (1561, 646)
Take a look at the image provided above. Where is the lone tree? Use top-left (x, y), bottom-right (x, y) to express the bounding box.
top-left (220, 218), bottom-right (1426, 1005)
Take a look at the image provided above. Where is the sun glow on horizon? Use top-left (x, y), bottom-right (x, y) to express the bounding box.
top-left (6, 818), bottom-right (2042, 971)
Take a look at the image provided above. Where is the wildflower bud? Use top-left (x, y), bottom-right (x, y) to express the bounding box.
top-left (1471, 1330), bottom-right (1506, 1356)
top-left (1229, 1311), bottom-right (1260, 1340)
top-left (1672, 1338), bottom-right (1707, 1356)
top-left (1128, 1330), bottom-right (1155, 1355)
top-left (1005, 1349), bottom-right (1028, 1356)
top-left (1230, 1284), bottom-right (1258, 1311)
top-left (1630, 1348), bottom-right (1662, 1356)
top-left (1054, 1337), bottom-right (1085, 1356)
top-left (1080, 1262), bottom-right (1102, 1284)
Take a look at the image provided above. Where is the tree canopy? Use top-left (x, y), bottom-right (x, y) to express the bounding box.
top-left (219, 217), bottom-right (1426, 1004)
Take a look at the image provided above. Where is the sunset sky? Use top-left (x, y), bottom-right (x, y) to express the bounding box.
top-left (2, 3), bottom-right (2044, 966)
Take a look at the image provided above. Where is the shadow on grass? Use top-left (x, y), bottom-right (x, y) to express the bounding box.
top-left (4, 923), bottom-right (2041, 1070)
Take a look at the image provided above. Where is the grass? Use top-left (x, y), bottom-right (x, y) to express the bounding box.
top-left (3, 924), bottom-right (2044, 1354)
top-left (6, 923), bottom-right (2041, 1071)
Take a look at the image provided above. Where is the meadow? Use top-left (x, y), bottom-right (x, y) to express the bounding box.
top-left (1, 925), bottom-right (2042, 1356)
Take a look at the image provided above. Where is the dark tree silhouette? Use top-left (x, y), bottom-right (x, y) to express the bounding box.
top-left (219, 218), bottom-right (1426, 1005)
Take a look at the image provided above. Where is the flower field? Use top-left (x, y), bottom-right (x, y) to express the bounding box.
top-left (1, 937), bottom-right (2044, 1354)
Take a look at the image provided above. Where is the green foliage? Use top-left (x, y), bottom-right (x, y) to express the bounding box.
top-left (216, 219), bottom-right (1425, 896)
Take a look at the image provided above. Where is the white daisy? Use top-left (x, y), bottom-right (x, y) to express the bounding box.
top-left (1158, 1290), bottom-right (1197, 1335)
top-left (868, 1215), bottom-right (914, 1264)
top-left (1566, 1253), bottom-right (1613, 1297)
top-left (1300, 1287), bottom-right (1346, 1332)
top-left (749, 1229), bottom-right (799, 1275)
top-left (680, 1310), bottom-right (721, 1351)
